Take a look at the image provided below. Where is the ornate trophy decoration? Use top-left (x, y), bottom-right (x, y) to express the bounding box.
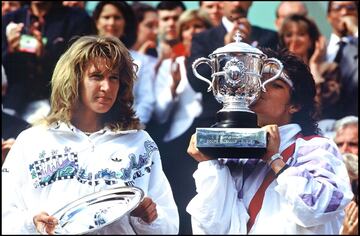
top-left (192, 32), bottom-right (284, 158)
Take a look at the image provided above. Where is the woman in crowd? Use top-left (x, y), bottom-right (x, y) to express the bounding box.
top-left (131, 2), bottom-right (159, 58)
top-left (186, 48), bottom-right (353, 234)
top-left (1, 35), bottom-right (179, 234)
top-left (93, 1), bottom-right (156, 126)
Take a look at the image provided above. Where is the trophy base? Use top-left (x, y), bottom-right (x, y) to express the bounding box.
top-left (196, 126), bottom-right (267, 159)
top-left (213, 110), bottom-right (258, 128)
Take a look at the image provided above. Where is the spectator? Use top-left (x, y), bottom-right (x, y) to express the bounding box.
top-left (2, 65), bottom-right (29, 164)
top-left (2, 1), bottom-right (24, 16)
top-left (131, 2), bottom-right (159, 58)
top-left (186, 1), bottom-right (279, 130)
top-left (62, 1), bottom-right (85, 9)
top-left (326, 1), bottom-right (358, 116)
top-left (278, 14), bottom-right (327, 84)
top-left (1, 35), bottom-right (179, 234)
top-left (2, 2), bottom-right (95, 123)
top-left (156, 1), bottom-right (186, 64)
top-left (153, 9), bottom-right (212, 235)
top-left (333, 115), bottom-right (358, 155)
top-left (274, 1), bottom-right (308, 31)
top-left (93, 1), bottom-right (156, 126)
top-left (185, 48), bottom-right (353, 234)
top-left (199, 1), bottom-right (223, 26)
top-left (315, 62), bottom-right (346, 123)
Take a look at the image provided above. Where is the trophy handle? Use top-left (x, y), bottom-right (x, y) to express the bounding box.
top-left (260, 58), bottom-right (284, 92)
top-left (192, 57), bottom-right (213, 92)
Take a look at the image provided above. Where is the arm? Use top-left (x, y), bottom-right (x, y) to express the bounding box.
top-left (153, 59), bottom-right (178, 124)
top-left (274, 137), bottom-right (354, 227)
top-left (129, 138), bottom-right (179, 234)
top-left (2, 135), bottom-right (38, 234)
top-left (185, 134), bottom-right (249, 234)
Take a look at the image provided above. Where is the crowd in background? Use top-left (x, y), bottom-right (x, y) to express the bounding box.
top-left (1, 1), bottom-right (358, 235)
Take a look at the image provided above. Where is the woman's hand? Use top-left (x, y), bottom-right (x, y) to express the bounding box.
top-left (342, 200), bottom-right (358, 235)
top-left (309, 36), bottom-right (327, 85)
top-left (262, 125), bottom-right (280, 164)
top-left (187, 134), bottom-right (213, 162)
top-left (130, 197), bottom-right (157, 224)
top-left (33, 212), bottom-right (58, 235)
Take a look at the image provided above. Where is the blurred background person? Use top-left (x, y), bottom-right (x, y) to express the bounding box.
top-left (333, 116), bottom-right (358, 155)
top-left (62, 1), bottom-right (85, 9)
top-left (2, 65), bottom-right (29, 164)
top-left (93, 1), bottom-right (156, 127)
top-left (2, 1), bottom-right (95, 124)
top-left (156, 1), bottom-right (186, 66)
top-left (278, 14), bottom-right (327, 84)
top-left (333, 115), bottom-right (359, 235)
top-left (131, 2), bottom-right (159, 58)
top-left (274, 1), bottom-right (308, 31)
top-left (340, 152), bottom-right (358, 235)
top-left (153, 9), bottom-right (212, 234)
top-left (326, 1), bottom-right (358, 117)
top-left (199, 1), bottom-right (223, 26)
top-left (2, 1), bottom-right (23, 16)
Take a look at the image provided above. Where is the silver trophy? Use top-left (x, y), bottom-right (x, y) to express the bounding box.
top-left (52, 186), bottom-right (144, 234)
top-left (192, 32), bottom-right (284, 158)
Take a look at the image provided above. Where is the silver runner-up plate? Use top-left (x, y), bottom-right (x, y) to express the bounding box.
top-left (52, 186), bottom-right (144, 235)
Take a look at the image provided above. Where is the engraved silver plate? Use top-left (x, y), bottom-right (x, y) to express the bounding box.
top-left (196, 127), bottom-right (267, 148)
top-left (52, 186), bottom-right (144, 235)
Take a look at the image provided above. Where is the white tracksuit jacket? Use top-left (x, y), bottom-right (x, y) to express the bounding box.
top-left (2, 122), bottom-right (179, 234)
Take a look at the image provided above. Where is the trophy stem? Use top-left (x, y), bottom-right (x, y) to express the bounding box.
top-left (213, 110), bottom-right (258, 128)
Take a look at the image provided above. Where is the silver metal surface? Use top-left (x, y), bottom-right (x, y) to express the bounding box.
top-left (192, 31), bottom-right (284, 113)
top-left (196, 127), bottom-right (267, 148)
top-left (52, 186), bottom-right (144, 235)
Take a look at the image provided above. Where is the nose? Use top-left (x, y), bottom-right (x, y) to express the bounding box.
top-left (100, 79), bottom-right (111, 91)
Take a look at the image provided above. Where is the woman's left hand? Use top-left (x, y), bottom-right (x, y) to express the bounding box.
top-left (262, 124), bottom-right (280, 163)
top-left (130, 197), bottom-right (157, 224)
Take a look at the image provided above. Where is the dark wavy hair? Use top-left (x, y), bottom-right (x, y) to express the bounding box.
top-left (92, 1), bottom-right (137, 48)
top-left (261, 47), bottom-right (320, 136)
top-left (278, 14), bottom-right (320, 62)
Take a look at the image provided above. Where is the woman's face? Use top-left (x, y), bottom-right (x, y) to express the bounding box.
top-left (181, 18), bottom-right (208, 51)
top-left (96, 4), bottom-right (125, 38)
top-left (78, 59), bottom-right (120, 116)
top-left (137, 11), bottom-right (158, 45)
top-left (250, 79), bottom-right (294, 127)
top-left (282, 22), bottom-right (311, 59)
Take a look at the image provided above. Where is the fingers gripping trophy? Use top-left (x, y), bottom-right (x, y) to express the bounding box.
top-left (192, 31), bottom-right (284, 158)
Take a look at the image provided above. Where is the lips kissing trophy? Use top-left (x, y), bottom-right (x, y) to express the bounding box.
top-left (192, 32), bottom-right (284, 158)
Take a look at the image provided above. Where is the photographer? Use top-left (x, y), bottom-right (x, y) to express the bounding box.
top-left (2, 2), bottom-right (95, 123)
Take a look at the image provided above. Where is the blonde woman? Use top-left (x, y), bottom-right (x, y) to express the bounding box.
top-left (1, 35), bottom-right (179, 234)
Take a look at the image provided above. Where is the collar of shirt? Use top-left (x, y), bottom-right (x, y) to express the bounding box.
top-left (48, 121), bottom-right (138, 135)
top-left (278, 123), bottom-right (302, 153)
top-left (222, 16), bottom-right (235, 33)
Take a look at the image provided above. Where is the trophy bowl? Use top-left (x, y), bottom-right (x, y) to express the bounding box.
top-left (52, 186), bottom-right (144, 235)
top-left (192, 32), bottom-right (284, 158)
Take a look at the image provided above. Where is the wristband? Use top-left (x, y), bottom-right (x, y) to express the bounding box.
top-left (267, 153), bottom-right (283, 166)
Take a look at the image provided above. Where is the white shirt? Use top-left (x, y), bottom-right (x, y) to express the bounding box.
top-left (326, 33), bottom-right (358, 62)
top-left (154, 56), bottom-right (202, 142)
top-left (130, 50), bottom-right (156, 125)
top-left (186, 124), bottom-right (353, 234)
top-left (2, 122), bottom-right (179, 234)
